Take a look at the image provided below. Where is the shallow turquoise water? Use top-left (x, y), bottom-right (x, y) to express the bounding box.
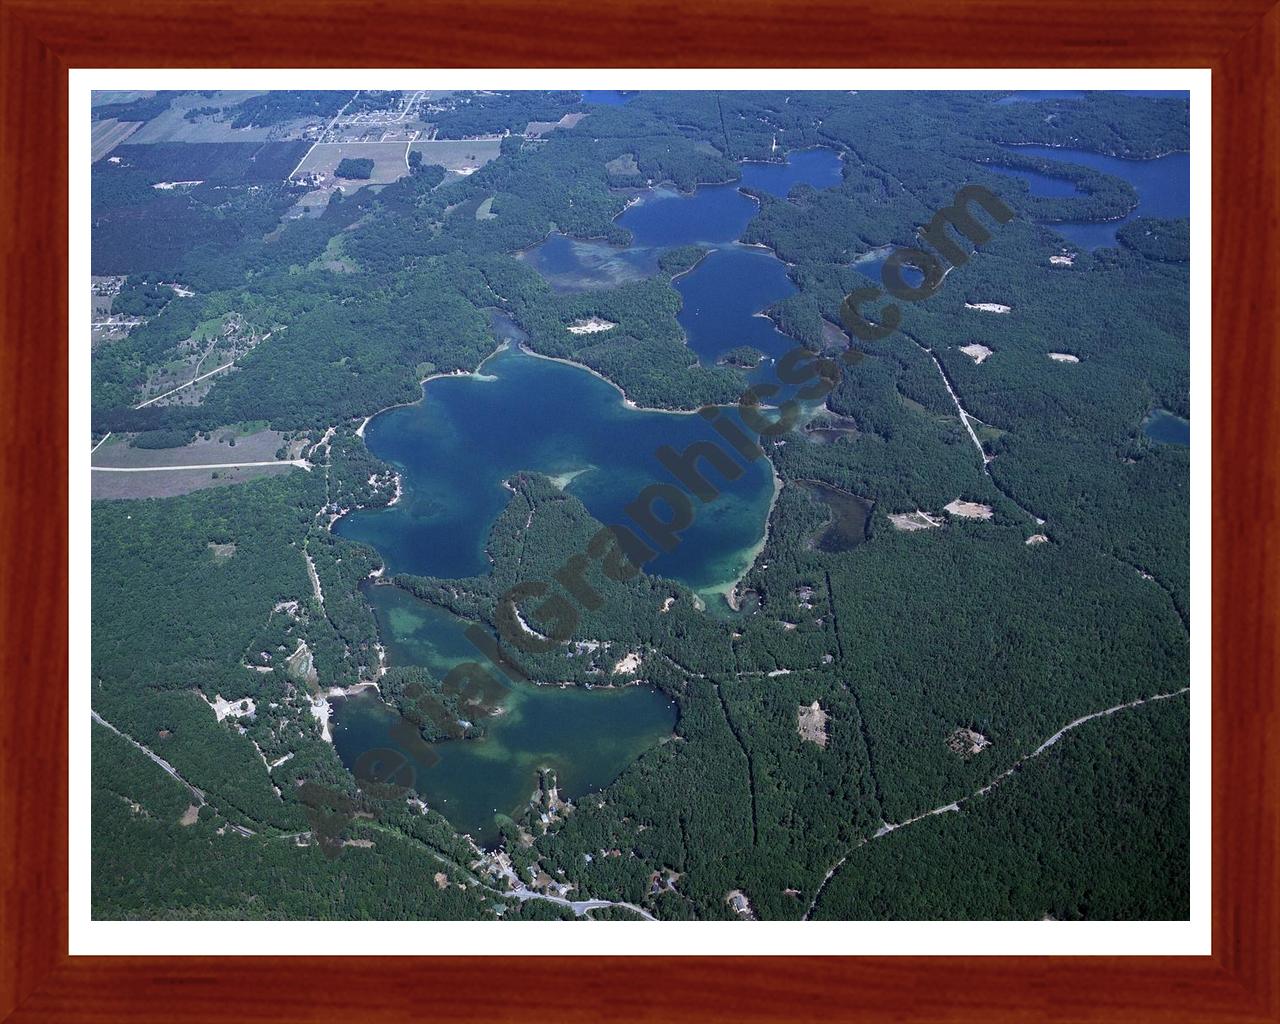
top-left (334, 587), bottom-right (677, 845)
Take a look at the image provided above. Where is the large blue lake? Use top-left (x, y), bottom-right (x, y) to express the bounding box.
top-left (335, 340), bottom-right (776, 595)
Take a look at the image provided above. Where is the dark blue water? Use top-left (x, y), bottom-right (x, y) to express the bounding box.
top-left (676, 246), bottom-right (798, 364)
top-left (574, 147), bottom-right (845, 251)
top-left (853, 246), bottom-right (926, 290)
top-left (520, 148), bottom-right (843, 363)
top-left (335, 344), bottom-right (775, 594)
top-left (1000, 144), bottom-right (1190, 249)
top-left (1142, 409), bottom-right (1190, 445)
top-left (740, 147), bottom-right (843, 197)
top-left (616, 183), bottom-right (759, 247)
top-left (581, 90), bottom-right (635, 106)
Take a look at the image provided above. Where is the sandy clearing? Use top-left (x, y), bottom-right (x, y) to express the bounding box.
top-left (959, 343), bottom-right (993, 364)
top-left (611, 652), bottom-right (643, 676)
top-left (304, 552), bottom-right (324, 604)
top-left (566, 317), bottom-right (617, 335)
top-left (1026, 534), bottom-right (1049, 545)
top-left (1049, 252), bottom-right (1076, 266)
top-left (310, 697), bottom-right (333, 742)
top-left (797, 701), bottom-right (829, 748)
top-left (964, 302), bottom-right (1012, 314)
top-left (944, 499), bottom-right (994, 520)
top-left (199, 692), bottom-right (256, 722)
top-left (888, 510), bottom-right (943, 531)
top-left (1048, 352), bottom-right (1080, 363)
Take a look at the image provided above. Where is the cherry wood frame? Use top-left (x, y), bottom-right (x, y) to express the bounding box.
top-left (2, 1), bottom-right (1276, 1020)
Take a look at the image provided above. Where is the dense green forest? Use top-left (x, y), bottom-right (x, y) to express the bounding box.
top-left (91, 89), bottom-right (1191, 922)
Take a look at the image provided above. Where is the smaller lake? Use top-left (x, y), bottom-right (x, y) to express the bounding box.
top-left (853, 245), bottom-right (925, 290)
top-left (333, 686), bottom-right (677, 846)
top-left (802, 481), bottom-right (873, 553)
top-left (998, 144), bottom-right (1190, 249)
top-left (521, 147), bottom-right (845, 281)
top-left (1142, 409), bottom-right (1190, 446)
top-left (676, 245), bottom-right (798, 365)
top-left (581, 90), bottom-right (636, 106)
top-left (740, 148), bottom-right (843, 197)
top-left (333, 588), bottom-right (677, 845)
top-left (617, 183), bottom-right (760, 248)
top-left (517, 233), bottom-right (658, 293)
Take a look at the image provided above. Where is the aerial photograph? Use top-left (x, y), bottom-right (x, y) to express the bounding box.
top-left (89, 87), bottom-right (1191, 922)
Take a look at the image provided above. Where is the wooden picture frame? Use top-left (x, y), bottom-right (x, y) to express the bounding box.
top-left (2, 1), bottom-right (1275, 1019)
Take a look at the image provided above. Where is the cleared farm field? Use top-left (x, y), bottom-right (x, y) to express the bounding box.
top-left (92, 119), bottom-right (143, 162)
top-left (126, 91), bottom-right (282, 144)
top-left (111, 141), bottom-right (312, 185)
top-left (91, 429), bottom-right (293, 469)
top-left (91, 463), bottom-right (296, 500)
top-left (408, 138), bottom-right (502, 174)
top-left (292, 142), bottom-right (410, 191)
top-left (92, 91), bottom-right (154, 107)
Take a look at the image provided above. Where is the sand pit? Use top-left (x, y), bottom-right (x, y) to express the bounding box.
top-left (959, 343), bottom-right (993, 364)
top-left (611, 651), bottom-right (643, 676)
top-left (200, 692), bottom-right (256, 722)
top-left (566, 317), bottom-right (617, 335)
top-left (797, 701), bottom-right (829, 748)
top-left (1025, 534), bottom-right (1049, 545)
top-left (964, 302), bottom-right (1012, 314)
top-left (944, 499), bottom-right (994, 520)
top-left (1048, 352), bottom-right (1080, 363)
top-left (888, 510), bottom-right (943, 532)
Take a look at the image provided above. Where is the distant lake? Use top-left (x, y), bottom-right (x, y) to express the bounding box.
top-left (614, 147), bottom-right (843, 247)
top-left (332, 588), bottom-right (677, 846)
top-left (521, 148), bottom-right (843, 365)
top-left (335, 342), bottom-right (775, 594)
top-left (994, 90), bottom-right (1190, 104)
top-left (999, 143), bottom-right (1190, 249)
top-left (581, 90), bottom-right (636, 106)
top-left (1142, 408), bottom-right (1190, 446)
